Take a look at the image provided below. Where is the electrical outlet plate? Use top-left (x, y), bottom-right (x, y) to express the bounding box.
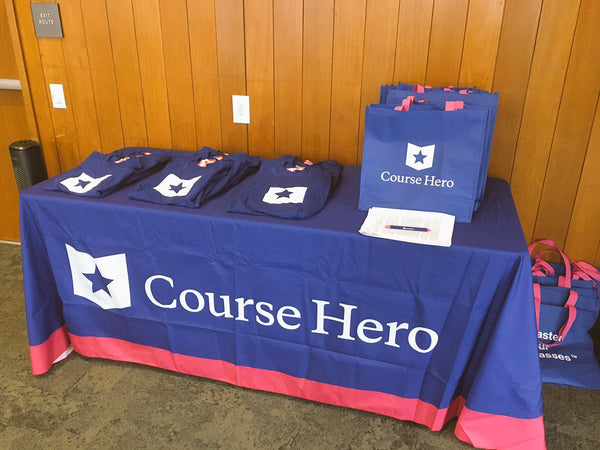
top-left (49, 84), bottom-right (67, 109)
top-left (232, 95), bottom-right (250, 124)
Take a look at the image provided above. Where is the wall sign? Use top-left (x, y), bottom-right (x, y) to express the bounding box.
top-left (31, 3), bottom-right (63, 38)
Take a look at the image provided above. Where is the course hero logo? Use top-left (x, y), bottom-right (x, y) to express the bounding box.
top-left (153, 174), bottom-right (202, 197)
top-left (406, 143), bottom-right (435, 171)
top-left (144, 276), bottom-right (439, 354)
top-left (379, 142), bottom-right (455, 189)
top-left (60, 172), bottom-right (111, 194)
top-left (63, 244), bottom-right (440, 355)
top-left (65, 244), bottom-right (131, 310)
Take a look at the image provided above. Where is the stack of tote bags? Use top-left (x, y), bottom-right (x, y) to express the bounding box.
top-left (359, 82), bottom-right (499, 223)
top-left (529, 240), bottom-right (600, 389)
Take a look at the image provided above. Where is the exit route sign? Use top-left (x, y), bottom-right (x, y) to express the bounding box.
top-left (31, 3), bottom-right (63, 38)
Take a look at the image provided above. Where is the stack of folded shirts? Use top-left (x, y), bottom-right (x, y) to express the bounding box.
top-left (129, 147), bottom-right (260, 208)
top-left (46, 147), bottom-right (171, 198)
top-left (229, 155), bottom-right (342, 219)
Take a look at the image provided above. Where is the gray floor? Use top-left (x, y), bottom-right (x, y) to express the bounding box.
top-left (1, 241), bottom-right (600, 449)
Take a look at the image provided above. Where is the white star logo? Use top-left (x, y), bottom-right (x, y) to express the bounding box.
top-left (262, 186), bottom-right (308, 204)
top-left (405, 143), bottom-right (435, 171)
top-left (65, 244), bottom-right (131, 310)
top-left (60, 172), bottom-right (112, 193)
top-left (153, 174), bottom-right (202, 197)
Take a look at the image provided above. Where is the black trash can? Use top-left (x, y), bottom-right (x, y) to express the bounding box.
top-left (9, 140), bottom-right (48, 191)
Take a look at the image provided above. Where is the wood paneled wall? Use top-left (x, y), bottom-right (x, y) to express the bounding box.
top-left (7, 0), bottom-right (600, 264)
top-left (0, 0), bottom-right (37, 241)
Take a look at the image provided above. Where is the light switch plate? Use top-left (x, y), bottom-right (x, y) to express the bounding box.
top-left (49, 84), bottom-right (67, 109)
top-left (232, 95), bottom-right (250, 124)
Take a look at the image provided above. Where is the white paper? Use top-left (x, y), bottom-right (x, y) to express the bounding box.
top-left (358, 207), bottom-right (455, 247)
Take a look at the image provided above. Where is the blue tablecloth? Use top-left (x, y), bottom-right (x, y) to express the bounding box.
top-left (20, 149), bottom-right (545, 449)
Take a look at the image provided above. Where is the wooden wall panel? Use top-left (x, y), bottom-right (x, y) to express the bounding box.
top-left (393, 0), bottom-right (433, 85)
top-left (358, 0), bottom-right (399, 162)
top-left (1, 0), bottom-right (33, 241)
top-left (0, 91), bottom-right (28, 240)
top-left (81, 0), bottom-right (123, 154)
top-left (187, 0), bottom-right (221, 151)
top-left (10, 0), bottom-right (59, 176)
top-left (159, 0), bottom-right (196, 150)
top-left (58, 0), bottom-right (102, 161)
top-left (59, 0), bottom-right (104, 162)
top-left (488, 0), bottom-right (541, 181)
top-left (106, 0), bottom-right (148, 148)
top-left (329, 0), bottom-right (366, 165)
top-left (132, 0), bottom-right (172, 149)
top-left (6, 0), bottom-right (600, 262)
top-left (3, 0), bottom-right (37, 140)
top-left (302, 0), bottom-right (333, 162)
top-left (245, 0), bottom-right (275, 159)
top-left (0, 0), bottom-right (18, 78)
top-left (510, 0), bottom-right (580, 243)
top-left (215, 0), bottom-right (247, 154)
top-left (564, 101), bottom-right (600, 265)
top-left (273, 0), bottom-right (302, 158)
top-left (426, 0), bottom-right (468, 87)
top-left (37, 31), bottom-right (82, 169)
top-left (459, 0), bottom-right (504, 91)
top-left (533, 0), bottom-right (600, 247)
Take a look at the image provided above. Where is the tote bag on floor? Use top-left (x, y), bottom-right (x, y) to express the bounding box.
top-left (530, 240), bottom-right (600, 389)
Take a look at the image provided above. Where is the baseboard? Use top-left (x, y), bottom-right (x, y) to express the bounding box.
top-left (0, 240), bottom-right (21, 245)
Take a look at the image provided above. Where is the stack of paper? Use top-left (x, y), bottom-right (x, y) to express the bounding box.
top-left (359, 207), bottom-right (455, 247)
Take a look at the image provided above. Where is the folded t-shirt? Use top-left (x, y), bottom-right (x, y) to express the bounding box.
top-left (129, 147), bottom-right (260, 208)
top-left (229, 155), bottom-right (342, 219)
top-left (45, 147), bottom-right (171, 198)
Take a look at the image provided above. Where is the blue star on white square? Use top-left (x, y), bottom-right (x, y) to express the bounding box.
top-left (60, 172), bottom-right (112, 193)
top-left (65, 244), bottom-right (131, 310)
top-left (262, 186), bottom-right (308, 204)
top-left (153, 173), bottom-right (202, 197)
top-left (405, 143), bottom-right (435, 171)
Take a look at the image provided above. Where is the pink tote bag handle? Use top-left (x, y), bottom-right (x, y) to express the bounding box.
top-left (572, 261), bottom-right (600, 281)
top-left (528, 240), bottom-right (571, 288)
top-left (413, 84), bottom-right (432, 93)
top-left (445, 101), bottom-right (464, 111)
top-left (532, 257), bottom-right (555, 276)
top-left (531, 249), bottom-right (566, 276)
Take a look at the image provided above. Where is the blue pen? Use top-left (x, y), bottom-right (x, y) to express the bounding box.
top-left (385, 225), bottom-right (430, 232)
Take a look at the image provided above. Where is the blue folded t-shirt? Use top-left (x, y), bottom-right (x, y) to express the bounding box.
top-left (46, 147), bottom-right (171, 198)
top-left (229, 155), bottom-right (342, 219)
top-left (129, 147), bottom-right (260, 208)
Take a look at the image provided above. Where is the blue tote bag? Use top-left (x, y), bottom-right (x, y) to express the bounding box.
top-left (530, 240), bottom-right (600, 389)
top-left (384, 87), bottom-right (499, 210)
top-left (380, 82), bottom-right (486, 102)
top-left (358, 100), bottom-right (487, 223)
